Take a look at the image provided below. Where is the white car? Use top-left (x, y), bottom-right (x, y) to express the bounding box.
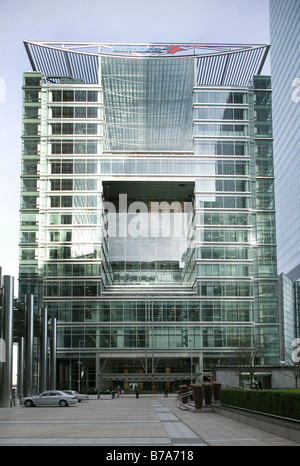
top-left (63, 390), bottom-right (89, 402)
top-left (23, 390), bottom-right (78, 407)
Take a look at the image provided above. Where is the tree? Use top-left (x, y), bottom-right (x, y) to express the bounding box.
top-left (284, 351), bottom-right (300, 389)
top-left (233, 340), bottom-right (263, 388)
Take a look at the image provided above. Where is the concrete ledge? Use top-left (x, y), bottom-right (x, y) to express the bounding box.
top-left (214, 405), bottom-right (300, 444)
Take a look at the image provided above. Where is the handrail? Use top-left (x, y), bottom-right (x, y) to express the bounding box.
top-left (176, 391), bottom-right (192, 408)
top-left (177, 391), bottom-right (191, 399)
top-left (225, 384), bottom-right (251, 390)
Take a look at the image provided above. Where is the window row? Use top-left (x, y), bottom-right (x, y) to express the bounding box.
top-left (23, 89), bottom-right (40, 103)
top-left (48, 213), bottom-right (102, 225)
top-left (45, 281), bottom-right (101, 297)
top-left (254, 91), bottom-right (271, 106)
top-left (48, 228), bottom-right (101, 243)
top-left (20, 231), bottom-right (37, 243)
top-left (47, 177), bottom-right (249, 194)
top-left (196, 229), bottom-right (251, 243)
top-left (22, 161), bottom-right (39, 175)
top-left (45, 263), bottom-right (101, 278)
top-left (51, 159), bottom-right (98, 174)
top-left (50, 106), bottom-right (100, 119)
top-left (99, 301), bottom-right (253, 323)
top-left (194, 107), bottom-right (248, 121)
top-left (194, 123), bottom-right (248, 137)
top-left (110, 270), bottom-right (184, 285)
top-left (195, 179), bottom-right (250, 193)
top-left (198, 263), bottom-right (252, 278)
top-left (47, 246), bottom-right (101, 260)
top-left (196, 196), bottom-right (250, 209)
top-left (49, 195), bottom-right (101, 208)
top-left (21, 195), bottom-right (38, 209)
top-left (57, 325), bottom-right (253, 349)
top-left (199, 213), bottom-right (250, 226)
top-left (50, 178), bottom-right (100, 191)
top-left (23, 76), bottom-right (41, 86)
top-left (194, 140), bottom-right (249, 156)
top-left (194, 91), bottom-right (248, 104)
top-left (198, 281), bottom-right (252, 297)
top-left (50, 123), bottom-right (101, 135)
top-left (49, 158), bottom-right (249, 176)
top-left (22, 179), bottom-right (37, 192)
top-left (50, 140), bottom-right (100, 154)
top-left (23, 107), bottom-right (40, 120)
top-left (197, 246), bottom-right (252, 260)
top-left (51, 90), bottom-right (99, 102)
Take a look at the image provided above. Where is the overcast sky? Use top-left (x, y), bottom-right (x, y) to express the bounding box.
top-left (0, 0), bottom-right (271, 293)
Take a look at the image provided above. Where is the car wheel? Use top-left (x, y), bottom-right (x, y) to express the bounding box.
top-left (25, 400), bottom-right (34, 407)
top-left (59, 399), bottom-right (68, 407)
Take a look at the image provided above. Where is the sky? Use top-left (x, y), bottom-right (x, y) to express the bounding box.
top-left (0, 0), bottom-right (271, 295)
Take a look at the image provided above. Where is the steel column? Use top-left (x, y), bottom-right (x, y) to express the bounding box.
top-left (0, 275), bottom-right (14, 407)
top-left (50, 317), bottom-right (57, 389)
top-left (40, 308), bottom-right (48, 392)
top-left (17, 337), bottom-right (24, 399)
top-left (24, 294), bottom-right (34, 396)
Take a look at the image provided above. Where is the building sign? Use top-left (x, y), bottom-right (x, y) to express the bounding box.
top-left (112, 44), bottom-right (183, 54)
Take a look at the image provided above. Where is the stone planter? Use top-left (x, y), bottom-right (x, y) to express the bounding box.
top-left (179, 384), bottom-right (189, 404)
top-left (100, 394), bottom-right (112, 400)
top-left (203, 382), bottom-right (212, 405)
top-left (191, 383), bottom-right (203, 409)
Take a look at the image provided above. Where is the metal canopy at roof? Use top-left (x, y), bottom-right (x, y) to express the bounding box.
top-left (24, 41), bottom-right (270, 87)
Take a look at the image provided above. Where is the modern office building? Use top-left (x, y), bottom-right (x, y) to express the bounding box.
top-left (270, 0), bottom-right (300, 358)
top-left (19, 42), bottom-right (279, 391)
top-left (270, 0), bottom-right (300, 278)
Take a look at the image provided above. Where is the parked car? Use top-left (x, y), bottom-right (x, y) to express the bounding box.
top-left (63, 390), bottom-right (89, 402)
top-left (23, 390), bottom-right (78, 407)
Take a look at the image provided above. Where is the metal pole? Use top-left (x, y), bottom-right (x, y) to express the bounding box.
top-left (50, 317), bottom-right (57, 390)
top-left (189, 338), bottom-right (193, 385)
top-left (0, 275), bottom-right (14, 407)
top-left (24, 294), bottom-right (34, 396)
top-left (40, 308), bottom-right (48, 392)
top-left (17, 337), bottom-right (24, 400)
top-left (78, 340), bottom-right (81, 392)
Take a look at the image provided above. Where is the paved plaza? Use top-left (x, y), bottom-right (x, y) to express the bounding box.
top-left (0, 395), bottom-right (298, 446)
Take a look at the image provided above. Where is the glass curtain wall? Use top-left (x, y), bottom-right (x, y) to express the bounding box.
top-left (19, 58), bottom-right (279, 391)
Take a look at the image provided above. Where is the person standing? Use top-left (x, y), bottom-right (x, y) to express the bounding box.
top-left (164, 385), bottom-right (168, 397)
top-left (135, 385), bottom-right (139, 399)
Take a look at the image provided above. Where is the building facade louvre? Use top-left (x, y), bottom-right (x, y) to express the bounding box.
top-left (19, 42), bottom-right (279, 391)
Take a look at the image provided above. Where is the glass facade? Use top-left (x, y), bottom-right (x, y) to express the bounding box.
top-left (270, 0), bottom-right (300, 278)
top-left (278, 273), bottom-right (297, 360)
top-left (270, 0), bottom-right (300, 359)
top-left (19, 44), bottom-right (279, 391)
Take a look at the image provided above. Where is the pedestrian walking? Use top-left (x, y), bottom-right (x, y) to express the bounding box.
top-left (164, 385), bottom-right (168, 397)
top-left (258, 379), bottom-right (263, 390)
top-left (135, 385), bottom-right (139, 399)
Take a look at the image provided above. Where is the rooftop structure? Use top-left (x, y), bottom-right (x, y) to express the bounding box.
top-left (24, 41), bottom-right (270, 86)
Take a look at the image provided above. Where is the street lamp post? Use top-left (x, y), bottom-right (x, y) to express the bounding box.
top-left (280, 360), bottom-right (286, 389)
top-left (189, 338), bottom-right (193, 385)
top-left (78, 339), bottom-right (84, 392)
